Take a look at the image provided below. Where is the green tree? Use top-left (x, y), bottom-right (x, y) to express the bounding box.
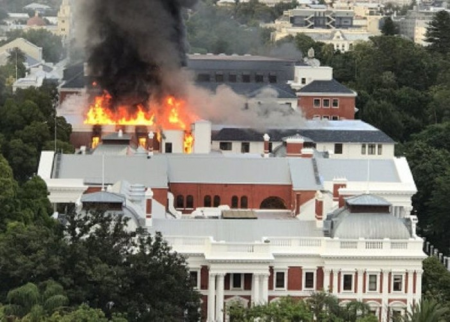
top-left (402, 298), bottom-right (449, 322)
top-left (381, 17), bottom-right (399, 35)
top-left (425, 10), bottom-right (450, 55)
top-left (422, 256), bottom-right (450, 302)
top-left (3, 280), bottom-right (68, 321)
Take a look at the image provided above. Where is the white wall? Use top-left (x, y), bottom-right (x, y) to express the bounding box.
top-left (316, 143), bottom-right (395, 159)
top-left (291, 66), bottom-right (333, 90)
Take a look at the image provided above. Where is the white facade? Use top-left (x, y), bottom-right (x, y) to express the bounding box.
top-left (290, 65), bottom-right (333, 90)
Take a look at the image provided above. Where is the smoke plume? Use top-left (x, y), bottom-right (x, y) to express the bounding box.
top-left (74, 0), bottom-right (198, 107)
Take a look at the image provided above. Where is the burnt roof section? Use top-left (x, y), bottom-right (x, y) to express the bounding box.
top-left (197, 82), bottom-right (297, 99)
top-left (212, 128), bottom-right (394, 143)
top-left (60, 64), bottom-right (85, 89)
top-left (299, 79), bottom-right (355, 94)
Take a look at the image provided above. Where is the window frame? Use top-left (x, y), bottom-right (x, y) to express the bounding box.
top-left (189, 270), bottom-right (200, 289)
top-left (301, 77), bottom-right (306, 85)
top-left (274, 270), bottom-right (287, 290)
top-left (361, 144), bottom-right (366, 155)
top-left (231, 273), bottom-right (244, 290)
top-left (165, 142), bottom-right (173, 153)
top-left (240, 196), bottom-right (248, 209)
top-left (213, 195), bottom-right (221, 207)
top-left (323, 98), bottom-right (330, 108)
top-left (313, 98), bottom-right (321, 108)
top-left (367, 273), bottom-right (378, 292)
top-left (204, 195), bottom-right (212, 207)
top-left (219, 142), bottom-right (232, 151)
top-left (392, 274), bottom-right (404, 293)
top-left (368, 144), bottom-right (376, 155)
top-left (231, 196), bottom-right (238, 209)
top-left (332, 98), bottom-right (339, 108)
top-left (334, 143), bottom-right (343, 155)
top-left (377, 144), bottom-right (383, 155)
top-left (176, 195), bottom-right (184, 209)
top-left (342, 273), bottom-right (354, 292)
top-left (186, 195), bottom-right (194, 209)
top-left (303, 271), bottom-right (316, 290)
top-left (241, 142), bottom-right (250, 153)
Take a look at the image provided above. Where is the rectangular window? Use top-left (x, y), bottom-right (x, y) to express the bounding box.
top-left (268, 142), bottom-right (273, 153)
top-left (215, 73), bottom-right (224, 82)
top-left (323, 98), bottom-right (330, 108)
top-left (232, 274), bottom-right (243, 289)
top-left (322, 115), bottom-right (329, 120)
top-left (165, 142), bottom-right (172, 153)
top-left (229, 74), bottom-right (237, 83)
top-left (190, 271), bottom-right (199, 289)
top-left (242, 74), bottom-right (251, 83)
top-left (361, 144), bottom-right (366, 155)
top-left (269, 73), bottom-right (277, 83)
top-left (368, 144), bottom-right (376, 155)
top-left (332, 99), bottom-right (339, 108)
top-left (393, 275), bottom-right (403, 292)
top-left (197, 73), bottom-right (210, 82)
top-left (334, 143), bottom-right (343, 154)
top-left (313, 98), bottom-right (321, 108)
top-left (275, 271), bottom-right (286, 289)
top-left (219, 142), bottom-right (232, 151)
top-left (304, 272), bottom-right (315, 289)
top-left (343, 274), bottom-right (353, 291)
top-left (255, 74), bottom-right (264, 83)
top-left (368, 274), bottom-right (377, 292)
top-left (332, 115), bottom-right (339, 120)
top-left (378, 144), bottom-right (382, 155)
top-left (241, 142), bottom-right (250, 153)
top-left (301, 77), bottom-right (306, 84)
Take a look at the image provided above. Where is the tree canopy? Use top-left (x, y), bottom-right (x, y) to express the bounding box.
top-left (425, 10), bottom-right (450, 55)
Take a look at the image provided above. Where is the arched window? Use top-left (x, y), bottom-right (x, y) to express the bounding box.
top-left (241, 196), bottom-right (248, 209)
top-left (214, 195), bottom-right (221, 207)
top-left (260, 197), bottom-right (287, 209)
top-left (176, 195), bottom-right (184, 209)
top-left (204, 195), bottom-right (211, 207)
top-left (231, 196), bottom-right (238, 208)
top-left (186, 195), bottom-right (194, 209)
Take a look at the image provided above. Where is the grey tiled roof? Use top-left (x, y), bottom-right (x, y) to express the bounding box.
top-left (299, 79), bottom-right (355, 94)
top-left (196, 82), bottom-right (297, 99)
top-left (345, 194), bottom-right (392, 206)
top-left (212, 128), bottom-right (394, 143)
top-left (81, 191), bottom-right (125, 203)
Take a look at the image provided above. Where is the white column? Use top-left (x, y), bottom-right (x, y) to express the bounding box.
top-left (357, 269), bottom-right (364, 300)
top-left (381, 269), bottom-right (390, 322)
top-left (216, 273), bottom-right (225, 322)
top-left (323, 268), bottom-right (331, 293)
top-left (252, 274), bottom-right (260, 305)
top-left (415, 270), bottom-right (423, 301)
top-left (332, 269), bottom-right (339, 295)
top-left (261, 274), bottom-right (269, 303)
top-left (207, 273), bottom-right (216, 322)
top-left (406, 270), bottom-right (414, 309)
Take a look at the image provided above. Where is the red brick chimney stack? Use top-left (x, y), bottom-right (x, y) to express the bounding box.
top-left (286, 135), bottom-right (304, 157)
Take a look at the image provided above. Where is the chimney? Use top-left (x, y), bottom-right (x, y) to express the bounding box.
top-left (286, 135), bottom-right (304, 157)
top-left (148, 131), bottom-right (154, 157)
top-left (192, 120), bottom-right (211, 154)
top-left (332, 178), bottom-right (347, 207)
top-left (145, 188), bottom-right (154, 226)
top-left (315, 191), bottom-right (324, 227)
top-left (263, 133), bottom-right (270, 157)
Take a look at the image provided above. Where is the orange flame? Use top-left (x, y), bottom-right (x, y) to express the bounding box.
top-left (184, 133), bottom-right (194, 154)
top-left (84, 92), bottom-right (196, 154)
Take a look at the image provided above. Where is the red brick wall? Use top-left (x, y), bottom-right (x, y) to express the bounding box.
top-left (244, 274), bottom-right (252, 290)
top-left (152, 188), bottom-right (168, 207)
top-left (316, 267), bottom-right (324, 291)
top-left (200, 266), bottom-right (208, 290)
top-left (169, 183), bottom-right (294, 213)
top-left (288, 267), bottom-right (302, 290)
top-left (286, 142), bottom-right (303, 155)
top-left (269, 267), bottom-right (274, 290)
top-left (298, 96), bottom-right (355, 120)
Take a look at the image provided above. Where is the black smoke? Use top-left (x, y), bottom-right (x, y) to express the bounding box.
top-left (76, 0), bottom-right (198, 107)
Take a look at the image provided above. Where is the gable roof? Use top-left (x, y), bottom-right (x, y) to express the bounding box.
top-left (196, 82), bottom-right (297, 99)
top-left (212, 127), bottom-right (394, 143)
top-left (299, 79), bottom-right (355, 94)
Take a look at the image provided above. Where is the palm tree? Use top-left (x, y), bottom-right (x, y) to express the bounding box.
top-left (3, 280), bottom-right (68, 321)
top-left (343, 301), bottom-right (373, 322)
top-left (306, 291), bottom-right (342, 321)
top-left (402, 298), bottom-right (449, 322)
